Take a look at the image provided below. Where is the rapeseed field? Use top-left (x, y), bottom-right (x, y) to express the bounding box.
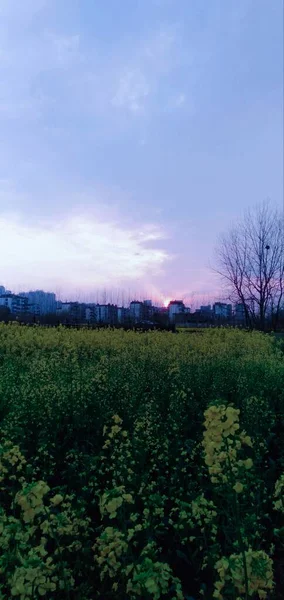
top-left (0, 324), bottom-right (283, 599)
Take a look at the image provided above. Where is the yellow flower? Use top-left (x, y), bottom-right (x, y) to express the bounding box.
top-left (122, 493), bottom-right (133, 503)
top-left (50, 494), bottom-right (64, 506)
top-left (233, 482), bottom-right (244, 494)
top-left (242, 435), bottom-right (253, 447)
top-left (113, 415), bottom-right (122, 425)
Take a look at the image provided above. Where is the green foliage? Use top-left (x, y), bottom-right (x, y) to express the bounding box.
top-left (0, 324), bottom-right (284, 598)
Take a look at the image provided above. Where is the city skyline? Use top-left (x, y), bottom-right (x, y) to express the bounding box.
top-left (0, 1), bottom-right (283, 299)
top-left (0, 283), bottom-right (244, 328)
top-left (0, 282), bottom-right (221, 310)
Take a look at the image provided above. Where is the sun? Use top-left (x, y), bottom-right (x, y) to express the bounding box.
top-left (163, 297), bottom-right (171, 308)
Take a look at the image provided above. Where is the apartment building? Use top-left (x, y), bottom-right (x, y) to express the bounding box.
top-left (0, 294), bottom-right (29, 314)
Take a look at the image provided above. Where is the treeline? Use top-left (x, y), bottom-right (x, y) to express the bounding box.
top-left (0, 308), bottom-right (177, 332)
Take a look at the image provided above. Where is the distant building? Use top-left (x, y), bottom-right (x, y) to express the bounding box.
top-left (118, 307), bottom-right (130, 324)
top-left (168, 300), bottom-right (186, 324)
top-left (213, 303), bottom-right (232, 320)
top-left (55, 301), bottom-right (118, 324)
top-left (129, 300), bottom-right (155, 323)
top-left (200, 305), bottom-right (212, 315)
top-left (154, 306), bottom-right (167, 313)
top-left (143, 300), bottom-right (154, 321)
top-left (129, 301), bottom-right (144, 323)
top-left (0, 285), bottom-right (5, 295)
top-left (174, 312), bottom-right (192, 326)
top-left (85, 305), bottom-right (99, 323)
top-left (0, 294), bottom-right (29, 314)
top-left (28, 303), bottom-right (41, 316)
top-left (97, 304), bottom-right (118, 325)
top-left (56, 302), bottom-right (85, 322)
top-left (152, 306), bottom-right (169, 327)
top-left (21, 291), bottom-right (56, 315)
top-left (56, 302), bottom-right (71, 314)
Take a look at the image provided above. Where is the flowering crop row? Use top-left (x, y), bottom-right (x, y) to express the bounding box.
top-left (0, 324), bottom-right (283, 599)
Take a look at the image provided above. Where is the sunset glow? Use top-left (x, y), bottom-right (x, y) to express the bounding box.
top-left (163, 297), bottom-right (172, 308)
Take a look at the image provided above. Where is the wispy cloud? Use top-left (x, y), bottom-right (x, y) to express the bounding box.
top-left (0, 212), bottom-right (169, 294)
top-left (112, 69), bottom-right (149, 113)
top-left (46, 33), bottom-right (81, 67)
top-left (0, 4), bottom-right (185, 128)
top-left (175, 93), bottom-right (186, 107)
top-left (143, 26), bottom-right (176, 65)
top-left (111, 24), bottom-right (182, 114)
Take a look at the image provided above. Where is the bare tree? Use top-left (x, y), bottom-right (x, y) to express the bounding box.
top-left (214, 201), bottom-right (284, 331)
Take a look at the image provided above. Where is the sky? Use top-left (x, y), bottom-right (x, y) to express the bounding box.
top-left (0, 0), bottom-right (283, 305)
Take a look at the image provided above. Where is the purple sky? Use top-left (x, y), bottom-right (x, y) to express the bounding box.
top-left (0, 0), bottom-right (283, 305)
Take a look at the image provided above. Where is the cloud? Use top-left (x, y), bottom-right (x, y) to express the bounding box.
top-left (111, 24), bottom-right (181, 114)
top-left (0, 4), bottom-right (185, 128)
top-left (0, 212), bottom-right (169, 295)
top-left (163, 92), bottom-right (194, 115)
top-left (175, 93), bottom-right (186, 107)
top-left (47, 33), bottom-right (81, 67)
top-left (112, 69), bottom-right (149, 113)
top-left (143, 26), bottom-right (177, 70)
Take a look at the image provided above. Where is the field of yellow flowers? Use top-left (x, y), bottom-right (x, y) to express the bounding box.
top-left (0, 323), bottom-right (284, 600)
